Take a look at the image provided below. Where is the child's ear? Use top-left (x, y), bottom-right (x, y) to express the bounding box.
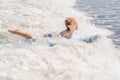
top-left (68, 25), bottom-right (70, 28)
top-left (67, 25), bottom-right (70, 30)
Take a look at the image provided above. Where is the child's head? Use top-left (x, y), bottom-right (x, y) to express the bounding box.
top-left (65, 18), bottom-right (78, 31)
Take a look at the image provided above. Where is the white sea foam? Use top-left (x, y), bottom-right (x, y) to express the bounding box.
top-left (0, 0), bottom-right (120, 80)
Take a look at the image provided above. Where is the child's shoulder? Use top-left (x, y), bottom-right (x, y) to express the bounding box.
top-left (60, 30), bottom-right (67, 36)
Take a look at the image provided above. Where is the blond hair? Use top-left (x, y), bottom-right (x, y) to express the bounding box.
top-left (65, 18), bottom-right (76, 30)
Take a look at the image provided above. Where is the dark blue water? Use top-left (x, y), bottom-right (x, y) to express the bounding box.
top-left (74, 0), bottom-right (120, 46)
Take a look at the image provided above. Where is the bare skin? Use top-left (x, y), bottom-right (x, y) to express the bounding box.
top-left (60, 20), bottom-right (78, 39)
top-left (8, 29), bottom-right (32, 39)
top-left (8, 18), bottom-right (78, 39)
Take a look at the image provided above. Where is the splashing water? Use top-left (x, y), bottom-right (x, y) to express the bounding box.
top-left (0, 0), bottom-right (120, 80)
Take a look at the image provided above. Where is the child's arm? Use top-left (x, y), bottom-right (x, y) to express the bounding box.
top-left (8, 29), bottom-right (32, 39)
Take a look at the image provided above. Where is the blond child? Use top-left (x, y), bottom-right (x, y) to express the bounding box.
top-left (8, 18), bottom-right (78, 39)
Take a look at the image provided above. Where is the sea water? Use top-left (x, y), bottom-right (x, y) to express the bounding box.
top-left (74, 0), bottom-right (120, 46)
top-left (0, 0), bottom-right (120, 80)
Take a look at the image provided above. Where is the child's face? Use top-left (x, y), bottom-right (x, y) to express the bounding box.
top-left (68, 21), bottom-right (78, 31)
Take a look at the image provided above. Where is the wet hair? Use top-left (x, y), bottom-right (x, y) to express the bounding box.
top-left (65, 18), bottom-right (76, 30)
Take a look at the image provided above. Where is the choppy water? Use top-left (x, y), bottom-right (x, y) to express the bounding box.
top-left (74, 0), bottom-right (120, 46)
top-left (0, 0), bottom-right (120, 80)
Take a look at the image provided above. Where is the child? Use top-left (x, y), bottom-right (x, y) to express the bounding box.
top-left (8, 18), bottom-right (78, 39)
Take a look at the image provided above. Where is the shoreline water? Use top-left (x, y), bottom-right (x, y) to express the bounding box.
top-left (0, 0), bottom-right (120, 80)
top-left (74, 0), bottom-right (120, 47)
